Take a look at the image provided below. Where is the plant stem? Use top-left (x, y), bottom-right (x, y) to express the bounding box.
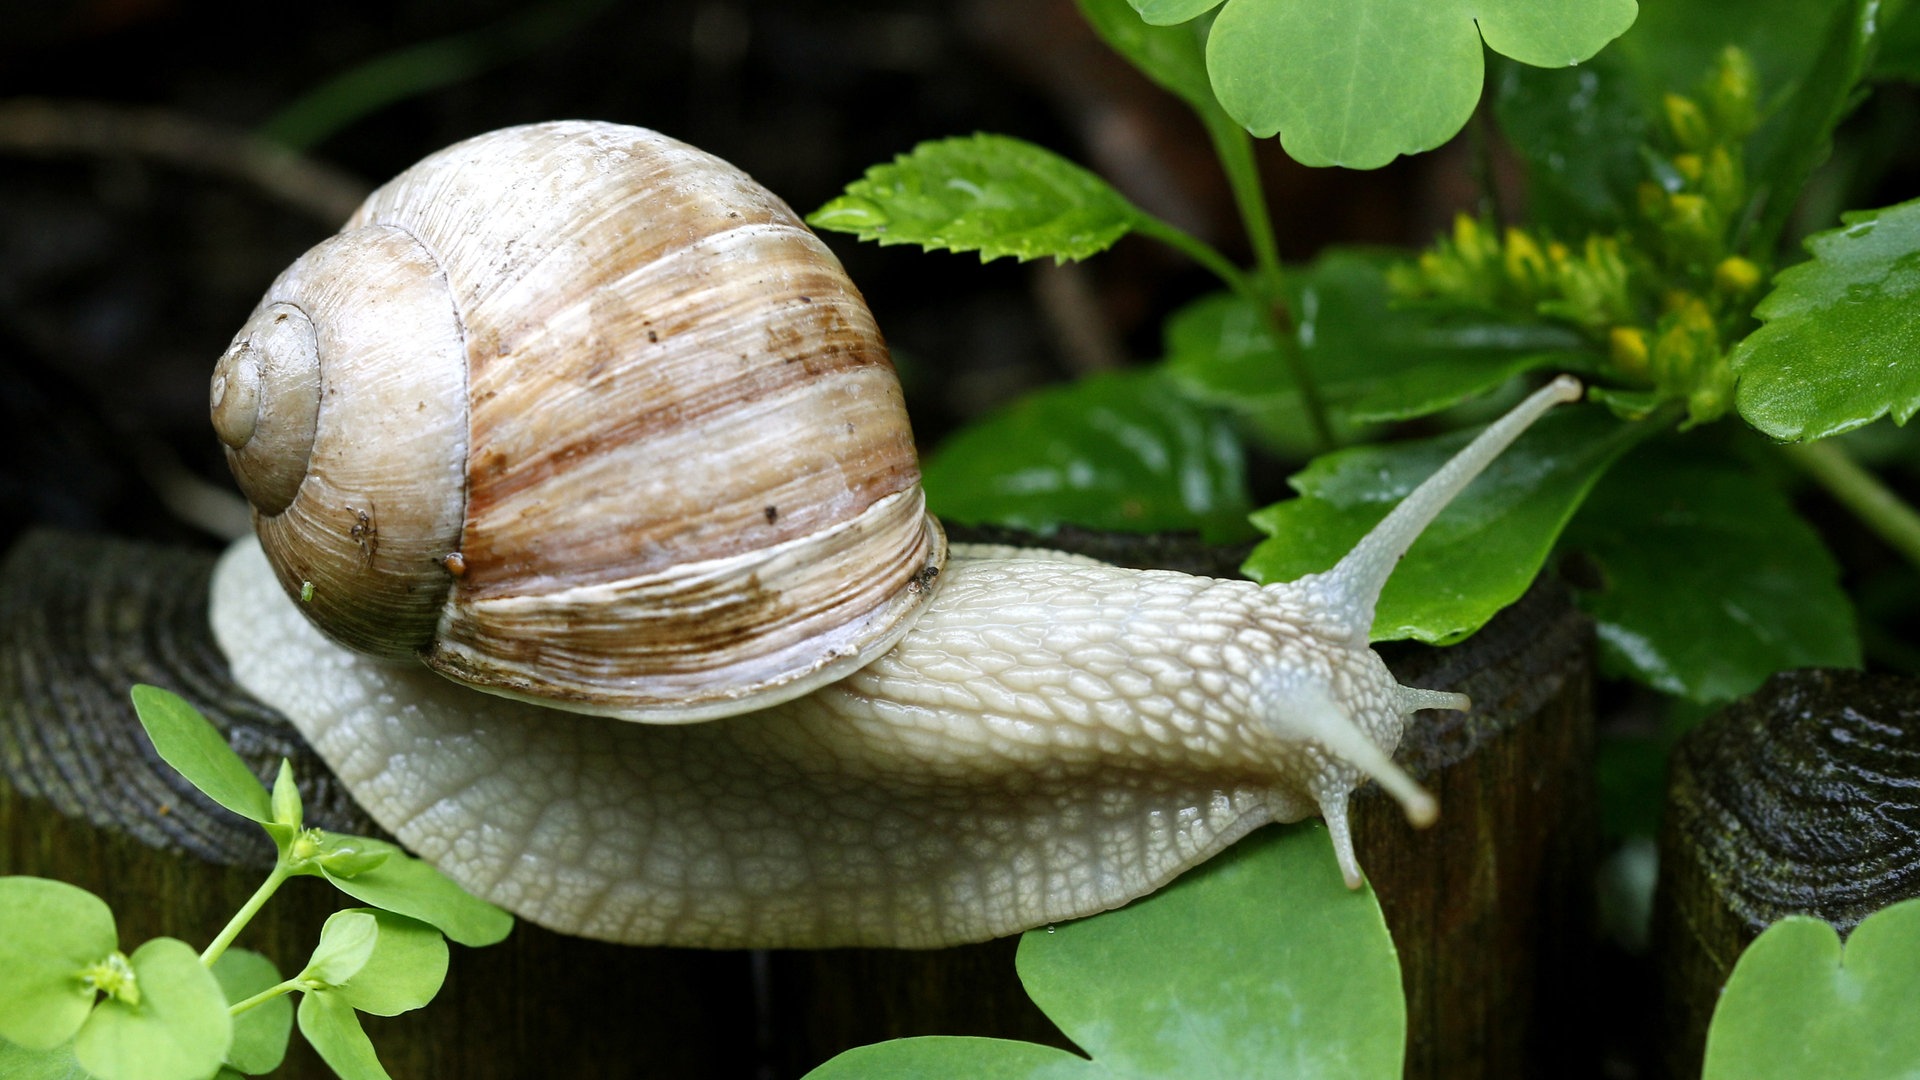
top-left (1130, 213), bottom-right (1252, 296)
top-left (1780, 439), bottom-right (1920, 570)
top-left (1199, 114), bottom-right (1336, 452)
top-left (229, 978), bottom-right (302, 1017)
top-left (202, 861), bottom-right (293, 967)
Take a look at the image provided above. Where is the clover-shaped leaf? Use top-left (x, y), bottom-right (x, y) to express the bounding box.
top-left (1151, 0), bottom-right (1637, 168)
top-left (1701, 898), bottom-right (1920, 1078)
top-left (805, 822), bottom-right (1404, 1079)
top-left (1733, 198), bottom-right (1920, 442)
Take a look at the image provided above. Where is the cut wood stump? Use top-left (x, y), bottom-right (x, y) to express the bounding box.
top-left (1653, 668), bottom-right (1920, 1080)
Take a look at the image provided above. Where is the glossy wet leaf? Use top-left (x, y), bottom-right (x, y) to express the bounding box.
top-left (808, 134), bottom-right (1140, 263)
top-left (1492, 54), bottom-right (1650, 232)
top-left (73, 938), bottom-right (230, 1080)
top-left (1701, 898), bottom-right (1920, 1079)
top-left (311, 837), bottom-right (513, 947)
top-left (1564, 451), bottom-right (1858, 702)
top-left (331, 911), bottom-right (447, 1017)
top-left (1499, 0), bottom-right (1878, 243)
top-left (130, 685), bottom-right (273, 825)
top-left (805, 822), bottom-right (1402, 1079)
top-left (1196, 0), bottom-right (1635, 169)
top-left (1733, 199), bottom-right (1920, 441)
top-left (1246, 405), bottom-right (1645, 643)
top-left (212, 949), bottom-right (290, 1076)
top-left (0, 877), bottom-right (119, 1051)
top-left (296, 993), bottom-right (389, 1080)
top-left (922, 369), bottom-right (1255, 543)
top-left (1163, 252), bottom-right (1585, 450)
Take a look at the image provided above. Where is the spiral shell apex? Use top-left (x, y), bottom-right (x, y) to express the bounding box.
top-left (213, 121), bottom-right (945, 721)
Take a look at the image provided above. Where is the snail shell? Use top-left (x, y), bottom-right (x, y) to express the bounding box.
top-left (209, 122), bottom-right (945, 721)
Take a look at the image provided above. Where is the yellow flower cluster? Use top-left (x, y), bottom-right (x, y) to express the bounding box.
top-left (1391, 46), bottom-right (1767, 428)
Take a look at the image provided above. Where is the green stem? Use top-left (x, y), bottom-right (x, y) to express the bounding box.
top-left (1129, 205), bottom-right (1337, 452)
top-left (1780, 439), bottom-right (1920, 570)
top-left (1201, 112), bottom-right (1283, 290)
top-left (229, 978), bottom-right (302, 1017)
top-left (1200, 114), bottom-right (1335, 452)
top-left (202, 861), bottom-right (293, 967)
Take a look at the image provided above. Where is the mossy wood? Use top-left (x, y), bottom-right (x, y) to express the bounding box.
top-left (1653, 669), bottom-right (1920, 1080)
top-left (2, 529), bottom-right (1594, 1079)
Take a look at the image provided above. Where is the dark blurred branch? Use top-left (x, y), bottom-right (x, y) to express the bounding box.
top-left (0, 98), bottom-right (368, 224)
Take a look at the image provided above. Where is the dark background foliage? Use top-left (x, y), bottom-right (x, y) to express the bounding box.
top-left (0, 0), bottom-right (1474, 554)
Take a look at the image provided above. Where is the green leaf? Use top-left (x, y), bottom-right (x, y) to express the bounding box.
top-left (302, 911), bottom-right (379, 989)
top-left (806, 822), bottom-right (1402, 1079)
top-left (1129, 0), bottom-right (1220, 24)
top-left (1563, 450), bottom-right (1858, 702)
top-left (211, 950), bottom-right (290, 1076)
top-left (1492, 53), bottom-right (1651, 233)
top-left (1733, 198), bottom-right (1920, 441)
top-left (129, 685), bottom-right (273, 825)
top-left (922, 369), bottom-right (1255, 543)
top-left (1874, 0), bottom-right (1920, 79)
top-left (312, 837), bottom-right (513, 948)
top-left (73, 938), bottom-right (230, 1080)
top-left (331, 911), bottom-right (448, 1017)
top-left (0, 877), bottom-right (119, 1051)
top-left (0, 1038), bottom-right (90, 1080)
top-left (296, 993), bottom-right (390, 1080)
top-left (808, 134), bottom-right (1140, 263)
top-left (1163, 253), bottom-right (1586, 448)
top-left (1246, 404), bottom-right (1646, 643)
top-left (1204, 0), bottom-right (1636, 169)
top-left (1702, 898), bottom-right (1920, 1079)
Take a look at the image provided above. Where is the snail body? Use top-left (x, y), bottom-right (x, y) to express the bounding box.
top-left (207, 121), bottom-right (1581, 947)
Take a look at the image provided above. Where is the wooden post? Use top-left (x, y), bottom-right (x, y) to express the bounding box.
top-left (4, 529), bottom-right (1594, 1078)
top-left (1652, 669), bottom-right (1920, 1080)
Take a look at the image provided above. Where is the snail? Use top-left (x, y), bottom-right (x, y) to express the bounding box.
top-left (206, 120), bottom-right (1583, 948)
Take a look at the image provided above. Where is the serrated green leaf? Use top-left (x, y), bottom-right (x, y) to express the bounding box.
top-left (1564, 450), bottom-right (1858, 701)
top-left (302, 912), bottom-right (379, 989)
top-left (0, 1038), bottom-right (90, 1080)
top-left (313, 837), bottom-right (512, 947)
top-left (332, 911), bottom-right (447, 1017)
top-left (808, 134), bottom-right (1140, 263)
top-left (0, 878), bottom-right (119, 1051)
top-left (921, 369), bottom-right (1254, 543)
top-left (130, 685), bottom-right (273, 825)
top-left (1702, 899), bottom-right (1920, 1079)
top-left (1246, 404), bottom-right (1646, 643)
top-left (296, 993), bottom-right (390, 1080)
top-left (1733, 198), bottom-right (1920, 440)
top-left (1163, 253), bottom-right (1586, 449)
top-left (1204, 0), bottom-right (1635, 169)
top-left (212, 949), bottom-right (290, 1076)
top-left (73, 938), bottom-right (230, 1080)
top-left (806, 822), bottom-right (1401, 1080)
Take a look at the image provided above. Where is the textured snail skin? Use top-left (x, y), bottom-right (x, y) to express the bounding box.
top-left (210, 378), bottom-right (1580, 948)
